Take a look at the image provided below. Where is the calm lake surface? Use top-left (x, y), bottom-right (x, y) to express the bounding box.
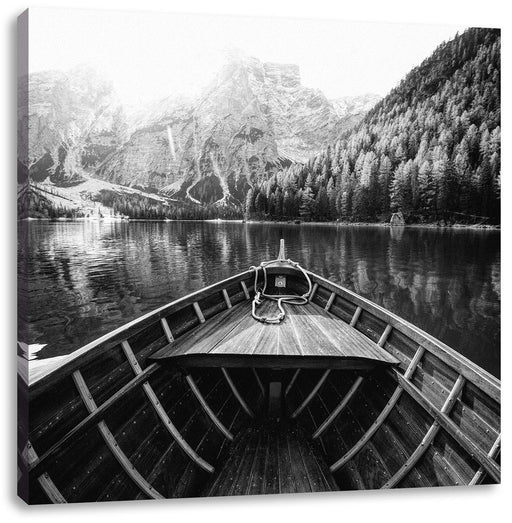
top-left (18, 221), bottom-right (501, 378)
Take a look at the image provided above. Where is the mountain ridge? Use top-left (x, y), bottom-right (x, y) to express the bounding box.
top-left (241, 27), bottom-right (500, 224)
top-left (21, 28), bottom-right (500, 225)
top-left (19, 56), bottom-right (380, 217)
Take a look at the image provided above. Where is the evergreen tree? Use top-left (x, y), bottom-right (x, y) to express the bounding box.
top-left (378, 155), bottom-right (392, 215)
top-left (314, 186), bottom-right (329, 220)
top-left (199, 27), bottom-right (501, 225)
top-left (254, 191), bottom-right (266, 216)
top-left (326, 177), bottom-right (337, 220)
top-left (390, 162), bottom-right (412, 212)
top-left (274, 188), bottom-right (283, 218)
top-left (299, 187), bottom-right (314, 221)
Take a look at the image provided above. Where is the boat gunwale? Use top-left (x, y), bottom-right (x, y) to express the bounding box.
top-left (26, 269), bottom-right (255, 395)
top-left (21, 262), bottom-right (501, 497)
top-left (25, 265), bottom-right (500, 406)
top-left (302, 270), bottom-right (500, 403)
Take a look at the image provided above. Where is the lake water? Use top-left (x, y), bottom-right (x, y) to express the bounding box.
top-left (18, 221), bottom-right (501, 378)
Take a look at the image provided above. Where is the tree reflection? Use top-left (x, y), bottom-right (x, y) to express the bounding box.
top-left (19, 222), bottom-right (500, 378)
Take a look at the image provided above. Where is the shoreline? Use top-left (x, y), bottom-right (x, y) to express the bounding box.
top-left (19, 217), bottom-right (500, 230)
top-left (244, 220), bottom-right (500, 230)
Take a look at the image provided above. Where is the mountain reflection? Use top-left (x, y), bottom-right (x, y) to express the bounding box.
top-left (18, 222), bottom-right (500, 378)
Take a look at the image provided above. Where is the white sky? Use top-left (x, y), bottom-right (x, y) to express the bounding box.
top-left (29, 7), bottom-right (467, 106)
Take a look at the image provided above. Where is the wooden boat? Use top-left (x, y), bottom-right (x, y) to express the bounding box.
top-left (18, 241), bottom-right (500, 504)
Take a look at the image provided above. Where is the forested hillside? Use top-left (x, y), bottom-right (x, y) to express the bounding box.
top-left (246, 28), bottom-right (500, 224)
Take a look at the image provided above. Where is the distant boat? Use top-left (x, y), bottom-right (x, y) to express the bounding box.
top-left (18, 240), bottom-right (500, 503)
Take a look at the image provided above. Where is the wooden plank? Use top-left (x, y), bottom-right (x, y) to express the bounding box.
top-left (381, 374), bottom-right (466, 488)
top-left (329, 386), bottom-right (403, 473)
top-left (298, 303), bottom-right (399, 363)
top-left (309, 282), bottom-right (319, 301)
top-left (160, 317), bottom-right (174, 343)
top-left (297, 426), bottom-right (337, 491)
top-left (71, 370), bottom-right (164, 499)
top-left (292, 370), bottom-right (331, 419)
top-left (247, 428), bottom-right (270, 495)
top-left (185, 374), bottom-right (233, 441)
top-left (24, 442), bottom-right (67, 504)
top-left (277, 427), bottom-right (295, 493)
top-left (264, 426), bottom-right (280, 494)
top-left (237, 429), bottom-right (263, 496)
top-left (214, 311), bottom-right (270, 357)
top-left (241, 430), bottom-right (264, 495)
top-left (350, 306), bottom-right (362, 327)
top-left (449, 400), bottom-right (498, 454)
top-left (228, 429), bottom-right (258, 496)
top-left (151, 303), bottom-right (249, 359)
top-left (289, 430), bottom-right (314, 493)
top-left (222, 368), bottom-right (254, 418)
top-left (154, 296), bottom-right (399, 370)
top-left (430, 429), bottom-right (477, 485)
top-left (120, 341), bottom-right (214, 473)
top-left (313, 376), bottom-right (364, 439)
top-left (393, 370), bottom-right (500, 483)
top-left (469, 434), bottom-right (501, 485)
top-left (222, 289), bottom-right (232, 309)
top-left (29, 363), bottom-right (160, 477)
top-left (163, 299), bottom-right (398, 367)
top-left (419, 337), bottom-right (500, 403)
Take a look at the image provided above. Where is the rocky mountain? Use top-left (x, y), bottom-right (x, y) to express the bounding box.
top-left (19, 56), bottom-right (380, 211)
top-left (243, 28), bottom-right (500, 225)
top-left (97, 55), bottom-right (379, 205)
top-left (18, 66), bottom-right (127, 187)
top-left (331, 93), bottom-right (382, 130)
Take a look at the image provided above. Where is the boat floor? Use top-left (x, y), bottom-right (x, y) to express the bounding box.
top-left (152, 300), bottom-right (399, 369)
top-left (203, 420), bottom-right (338, 497)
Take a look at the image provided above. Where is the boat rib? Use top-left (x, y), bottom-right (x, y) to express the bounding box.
top-left (313, 376), bottom-right (364, 439)
top-left (29, 363), bottom-right (160, 477)
top-left (329, 344), bottom-right (425, 473)
top-left (222, 368), bottom-right (254, 418)
top-left (292, 370), bottom-right (330, 419)
top-left (25, 442), bottom-right (67, 503)
top-left (381, 374), bottom-right (466, 488)
top-left (72, 370), bottom-right (164, 499)
top-left (469, 434), bottom-right (501, 485)
top-left (285, 369), bottom-right (301, 396)
top-left (186, 374), bottom-right (234, 441)
top-left (120, 341), bottom-right (214, 473)
top-left (393, 370), bottom-right (500, 483)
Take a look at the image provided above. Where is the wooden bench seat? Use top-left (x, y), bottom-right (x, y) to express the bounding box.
top-left (151, 300), bottom-right (399, 370)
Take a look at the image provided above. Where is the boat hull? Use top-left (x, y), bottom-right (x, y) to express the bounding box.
top-left (18, 265), bottom-right (501, 503)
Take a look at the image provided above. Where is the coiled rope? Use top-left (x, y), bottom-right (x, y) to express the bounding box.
top-left (249, 259), bottom-right (313, 324)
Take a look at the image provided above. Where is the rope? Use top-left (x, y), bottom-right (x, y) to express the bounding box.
top-left (249, 259), bottom-right (313, 324)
